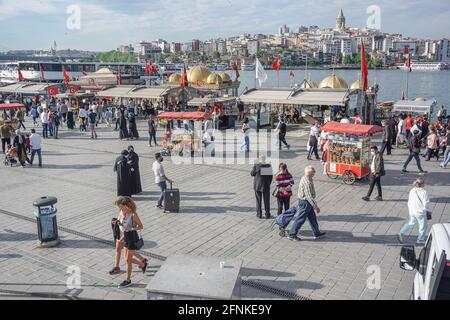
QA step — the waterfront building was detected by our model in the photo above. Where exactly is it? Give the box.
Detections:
[336,9,346,31]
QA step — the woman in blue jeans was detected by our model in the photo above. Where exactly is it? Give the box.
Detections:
[440,152,450,168]
[398,178,431,245]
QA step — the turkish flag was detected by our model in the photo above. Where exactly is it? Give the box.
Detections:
[63,67,71,86]
[232,62,240,80]
[70,86,79,94]
[17,66,25,81]
[361,43,369,91]
[180,64,188,87]
[47,87,59,96]
[272,57,281,71]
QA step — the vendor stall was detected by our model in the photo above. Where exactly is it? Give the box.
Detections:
[321,121,383,185]
[188,96,237,129]
[0,103,26,129]
[156,112,211,157]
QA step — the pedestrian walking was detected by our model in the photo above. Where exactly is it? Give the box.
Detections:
[119,111,129,140]
[398,178,432,245]
[29,129,42,167]
[13,129,30,168]
[79,106,88,132]
[16,108,26,130]
[148,115,158,147]
[240,117,250,152]
[152,152,173,209]
[307,121,321,160]
[388,115,398,148]
[276,119,290,150]
[104,108,112,127]
[362,146,385,202]
[251,155,273,219]
[380,120,392,155]
[128,113,139,140]
[127,146,142,196]
[396,115,407,147]
[40,108,49,138]
[275,163,294,216]
[114,108,121,131]
[437,105,447,122]
[30,106,39,127]
[424,125,439,161]
[88,109,98,139]
[402,129,428,174]
[112,196,146,288]
[114,150,132,197]
[52,111,60,139]
[0,122,13,153]
[288,166,326,241]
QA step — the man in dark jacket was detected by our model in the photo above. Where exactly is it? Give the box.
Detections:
[380,120,392,155]
[277,120,290,150]
[402,130,427,174]
[363,146,385,202]
[251,155,273,219]
[114,150,132,197]
[127,146,142,195]
[387,115,398,147]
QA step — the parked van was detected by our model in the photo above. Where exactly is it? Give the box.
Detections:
[400,223,450,300]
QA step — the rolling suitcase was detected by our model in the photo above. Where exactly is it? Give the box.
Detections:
[164,183,180,213]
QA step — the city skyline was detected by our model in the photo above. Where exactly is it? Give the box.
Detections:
[0,0,449,51]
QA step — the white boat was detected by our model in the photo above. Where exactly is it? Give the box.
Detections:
[240,63,255,71]
[0,61,161,83]
[399,62,448,71]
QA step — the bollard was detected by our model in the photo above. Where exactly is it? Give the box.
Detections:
[32,196,60,248]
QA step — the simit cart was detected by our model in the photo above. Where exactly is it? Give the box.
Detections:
[321,121,383,185]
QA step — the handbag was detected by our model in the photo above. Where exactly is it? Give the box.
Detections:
[132,214,144,250]
[415,190,432,221]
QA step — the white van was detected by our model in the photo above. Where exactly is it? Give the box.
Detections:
[400,223,450,300]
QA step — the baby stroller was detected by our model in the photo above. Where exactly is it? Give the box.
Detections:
[4,146,18,167]
[270,207,298,237]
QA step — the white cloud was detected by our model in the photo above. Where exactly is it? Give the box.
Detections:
[0,0,60,18]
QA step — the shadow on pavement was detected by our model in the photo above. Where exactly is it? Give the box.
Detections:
[0,230,37,242]
[181,206,256,214]
[319,214,404,223]
[241,267,295,278]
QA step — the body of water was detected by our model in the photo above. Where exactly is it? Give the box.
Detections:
[227,69,450,112]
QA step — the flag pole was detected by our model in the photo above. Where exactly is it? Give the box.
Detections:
[277,70,280,88]
[406,68,409,100]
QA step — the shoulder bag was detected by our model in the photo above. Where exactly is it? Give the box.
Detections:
[132,214,144,250]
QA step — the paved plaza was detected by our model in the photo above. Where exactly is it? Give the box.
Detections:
[0,120,449,300]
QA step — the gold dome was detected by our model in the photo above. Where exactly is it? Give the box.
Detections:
[319,75,349,89]
[350,80,361,89]
[206,73,223,85]
[218,72,231,83]
[187,65,211,83]
[299,79,318,89]
[168,73,182,84]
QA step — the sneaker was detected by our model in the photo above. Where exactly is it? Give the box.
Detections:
[314,232,327,239]
[118,280,132,288]
[397,234,404,244]
[375,196,383,201]
[156,205,163,209]
[419,171,428,175]
[362,196,370,202]
[141,259,148,274]
[288,235,302,241]
[109,267,121,275]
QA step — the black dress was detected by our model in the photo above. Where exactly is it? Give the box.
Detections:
[127,151,142,195]
[128,116,139,140]
[119,116,129,140]
[113,155,132,197]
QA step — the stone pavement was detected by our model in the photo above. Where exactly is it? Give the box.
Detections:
[0,120,449,300]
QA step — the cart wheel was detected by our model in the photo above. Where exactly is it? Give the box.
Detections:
[327,172,339,180]
[343,171,356,185]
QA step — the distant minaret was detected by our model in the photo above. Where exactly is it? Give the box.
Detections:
[336,9,346,31]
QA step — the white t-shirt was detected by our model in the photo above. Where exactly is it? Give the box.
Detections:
[79,108,87,118]
[40,112,49,124]
[242,123,250,137]
[340,118,350,124]
[398,120,406,135]
[67,100,72,112]
[152,160,166,184]
[371,156,376,174]
[408,187,430,215]
[30,133,42,150]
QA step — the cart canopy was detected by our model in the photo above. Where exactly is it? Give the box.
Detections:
[321,121,383,136]
[393,100,436,115]
[0,103,26,110]
[157,112,211,121]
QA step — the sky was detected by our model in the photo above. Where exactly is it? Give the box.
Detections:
[0,0,449,52]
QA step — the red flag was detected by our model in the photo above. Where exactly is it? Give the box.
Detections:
[405,55,412,73]
[145,63,151,76]
[272,57,281,71]
[232,62,240,80]
[63,67,71,86]
[150,63,158,75]
[289,71,295,77]
[17,65,25,81]
[361,43,369,91]
[180,64,188,87]
[69,86,79,94]
[39,63,45,81]
[47,87,59,96]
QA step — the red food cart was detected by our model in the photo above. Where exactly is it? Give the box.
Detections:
[0,103,26,129]
[321,121,383,185]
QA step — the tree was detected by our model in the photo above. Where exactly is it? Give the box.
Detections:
[343,55,354,65]
[212,51,221,60]
[98,50,137,63]
[156,53,166,64]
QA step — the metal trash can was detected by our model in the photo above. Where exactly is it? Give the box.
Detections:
[33,196,60,248]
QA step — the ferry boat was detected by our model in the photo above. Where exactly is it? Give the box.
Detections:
[398,62,449,71]
[0,61,161,84]
[240,63,255,71]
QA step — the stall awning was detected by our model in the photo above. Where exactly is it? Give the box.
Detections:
[187,97,236,106]
[321,121,383,136]
[0,103,26,110]
[0,82,49,95]
[96,86,136,98]
[290,91,349,106]
[240,89,293,105]
[0,83,24,93]
[393,100,436,114]
[127,87,170,99]
[157,112,211,121]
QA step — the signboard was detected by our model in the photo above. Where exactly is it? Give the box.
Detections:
[329,163,337,173]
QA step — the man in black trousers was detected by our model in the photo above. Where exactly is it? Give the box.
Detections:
[251,155,273,219]
[380,120,392,155]
[363,146,385,202]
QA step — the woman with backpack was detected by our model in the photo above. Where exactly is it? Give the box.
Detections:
[274,163,294,216]
[111,196,147,288]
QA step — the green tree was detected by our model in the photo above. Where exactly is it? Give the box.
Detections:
[156,53,166,63]
[98,50,137,63]
[343,55,354,65]
[212,51,221,59]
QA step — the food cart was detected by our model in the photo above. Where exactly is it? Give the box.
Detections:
[0,103,26,129]
[321,121,383,185]
[156,112,211,157]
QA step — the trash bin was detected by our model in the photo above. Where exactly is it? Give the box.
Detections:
[33,196,60,248]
